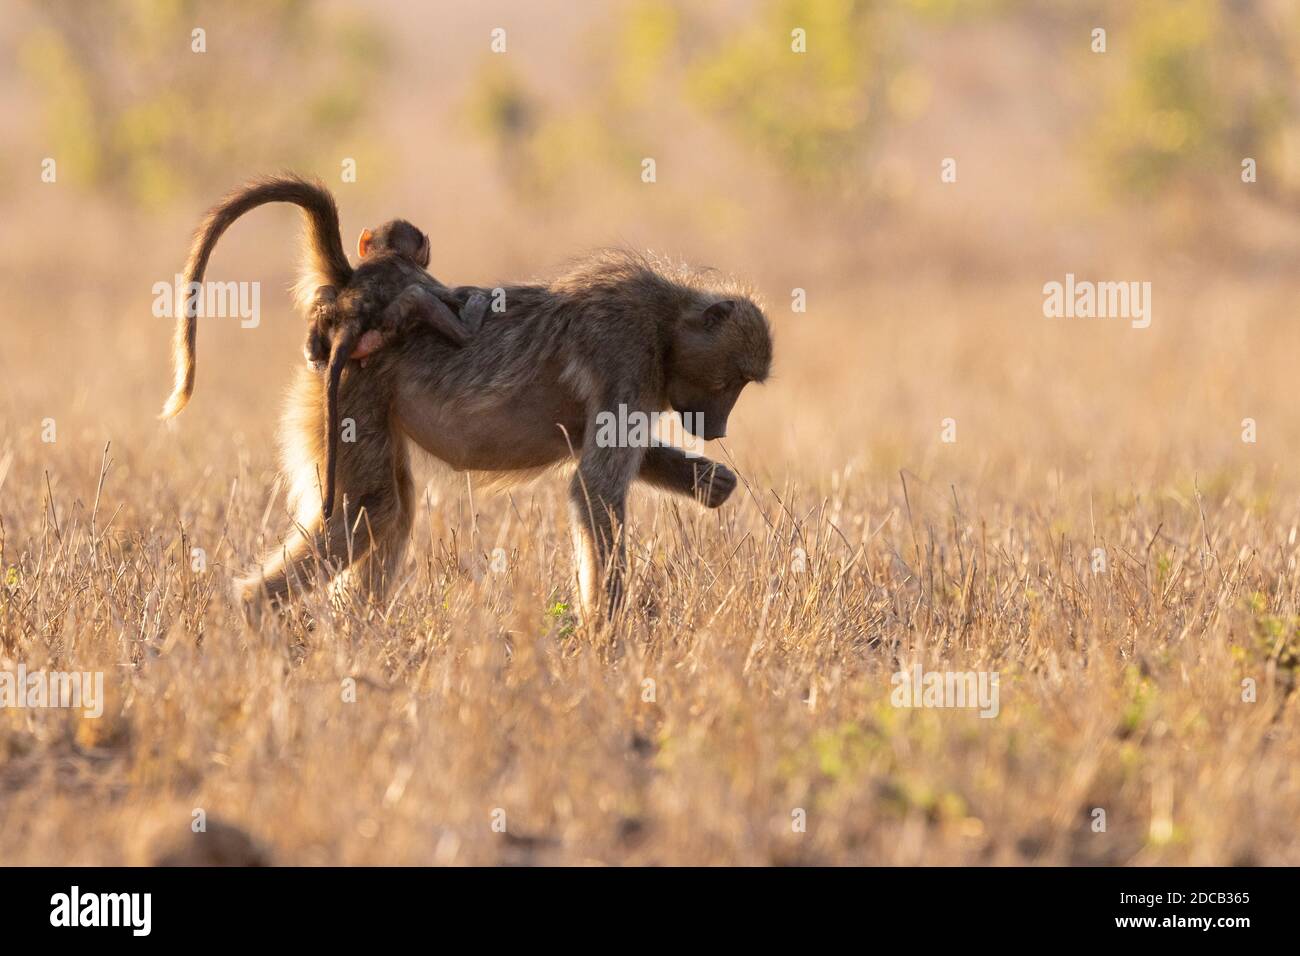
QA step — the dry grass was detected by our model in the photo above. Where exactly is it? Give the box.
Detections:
[3,266,1300,866]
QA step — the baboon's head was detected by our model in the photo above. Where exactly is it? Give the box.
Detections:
[358,219,430,268]
[667,297,772,440]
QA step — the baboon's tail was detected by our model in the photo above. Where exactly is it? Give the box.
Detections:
[161,174,354,419]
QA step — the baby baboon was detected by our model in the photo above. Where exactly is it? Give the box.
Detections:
[239,250,773,619]
[302,218,482,518]
[303,218,481,372]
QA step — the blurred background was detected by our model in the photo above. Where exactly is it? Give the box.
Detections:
[2,0,1299,492]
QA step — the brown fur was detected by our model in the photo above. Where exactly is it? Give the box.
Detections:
[234,363,414,605]
[241,249,773,617]
[305,219,478,519]
[161,177,478,524]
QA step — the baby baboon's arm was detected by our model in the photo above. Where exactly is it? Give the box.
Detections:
[639,445,737,508]
[383,284,471,347]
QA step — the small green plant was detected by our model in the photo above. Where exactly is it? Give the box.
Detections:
[1245,593,1300,679]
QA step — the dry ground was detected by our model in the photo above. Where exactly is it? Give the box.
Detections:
[2,263,1299,865]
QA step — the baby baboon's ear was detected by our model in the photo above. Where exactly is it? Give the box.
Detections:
[357,228,374,259]
[702,300,736,323]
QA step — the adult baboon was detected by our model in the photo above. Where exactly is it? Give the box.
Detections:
[236,250,773,618]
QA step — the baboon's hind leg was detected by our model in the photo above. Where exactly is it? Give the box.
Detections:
[235,492,397,606]
[329,437,414,605]
[237,363,413,608]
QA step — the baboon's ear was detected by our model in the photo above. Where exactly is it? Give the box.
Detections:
[702,300,736,323]
[357,228,374,259]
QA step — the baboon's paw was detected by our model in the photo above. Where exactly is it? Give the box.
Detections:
[697,463,737,508]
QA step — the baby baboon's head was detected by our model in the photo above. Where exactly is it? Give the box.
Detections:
[667,297,772,440]
[357,219,430,268]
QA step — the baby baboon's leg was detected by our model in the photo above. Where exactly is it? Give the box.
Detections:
[305,285,339,371]
[237,363,413,607]
[322,359,414,603]
[569,426,645,618]
[638,445,737,508]
[384,285,471,347]
[331,426,414,603]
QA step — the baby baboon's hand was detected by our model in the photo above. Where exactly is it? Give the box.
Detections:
[694,461,737,508]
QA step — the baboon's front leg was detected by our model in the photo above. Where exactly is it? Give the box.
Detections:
[569,436,645,619]
[638,444,737,508]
